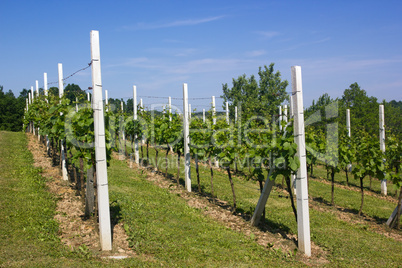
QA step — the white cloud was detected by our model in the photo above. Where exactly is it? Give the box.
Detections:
[167,58,256,74]
[106,55,257,76]
[119,16,225,31]
[144,47,199,57]
[174,48,198,57]
[278,37,331,52]
[254,31,280,39]
[289,56,402,75]
[105,57,149,68]
[245,50,267,57]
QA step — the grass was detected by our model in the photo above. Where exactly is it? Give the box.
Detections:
[309,163,400,198]
[108,157,301,267]
[308,179,395,222]
[1,131,401,267]
[0,131,146,267]
[0,131,300,267]
[123,143,402,267]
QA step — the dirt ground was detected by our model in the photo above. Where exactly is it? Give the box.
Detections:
[121,154,330,266]
[27,134,134,259]
[27,133,401,265]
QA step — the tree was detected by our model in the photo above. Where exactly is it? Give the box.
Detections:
[340,83,378,136]
[106,98,123,113]
[221,63,288,121]
[48,87,59,97]
[64,84,86,103]
[384,100,402,139]
[18,88,30,100]
[126,98,134,116]
[0,86,24,131]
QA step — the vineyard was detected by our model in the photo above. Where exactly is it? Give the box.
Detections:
[2,30,402,266]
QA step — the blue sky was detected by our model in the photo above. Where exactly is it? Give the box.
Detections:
[1,0,401,111]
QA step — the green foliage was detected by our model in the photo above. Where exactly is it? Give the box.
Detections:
[131,135,402,267]
[305,127,325,175]
[0,85,26,131]
[221,63,288,121]
[339,83,379,136]
[384,100,402,140]
[24,93,115,172]
[386,132,402,189]
[352,131,386,181]
[338,130,355,171]
[65,100,95,171]
[64,83,86,104]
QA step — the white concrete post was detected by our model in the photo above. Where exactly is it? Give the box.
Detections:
[31,86,34,101]
[284,103,295,193]
[212,96,218,167]
[235,106,238,123]
[346,109,352,172]
[25,99,28,131]
[379,105,387,196]
[183,83,191,192]
[283,105,288,123]
[36,80,40,139]
[90,30,112,251]
[58,63,64,96]
[44,72,50,151]
[189,103,192,120]
[289,95,294,118]
[140,98,145,144]
[28,92,31,133]
[291,65,311,256]
[58,63,68,181]
[35,80,39,97]
[250,158,276,226]
[346,109,351,138]
[203,109,205,123]
[168,96,172,121]
[226,101,229,124]
[386,200,402,226]
[212,96,216,125]
[30,86,35,134]
[105,90,108,111]
[290,100,297,192]
[87,92,90,102]
[279,106,282,131]
[133,85,139,164]
[121,101,125,143]
[44,73,48,96]
[28,91,32,133]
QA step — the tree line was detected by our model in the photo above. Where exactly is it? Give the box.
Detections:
[0,83,138,131]
[2,63,401,136]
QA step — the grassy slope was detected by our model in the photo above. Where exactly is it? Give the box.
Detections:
[1,131,400,267]
[132,144,402,267]
[108,157,300,267]
[0,131,299,267]
[0,132,143,267]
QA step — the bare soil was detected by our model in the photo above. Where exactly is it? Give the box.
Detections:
[120,154,329,266]
[310,176,398,203]
[29,134,400,265]
[27,134,134,259]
